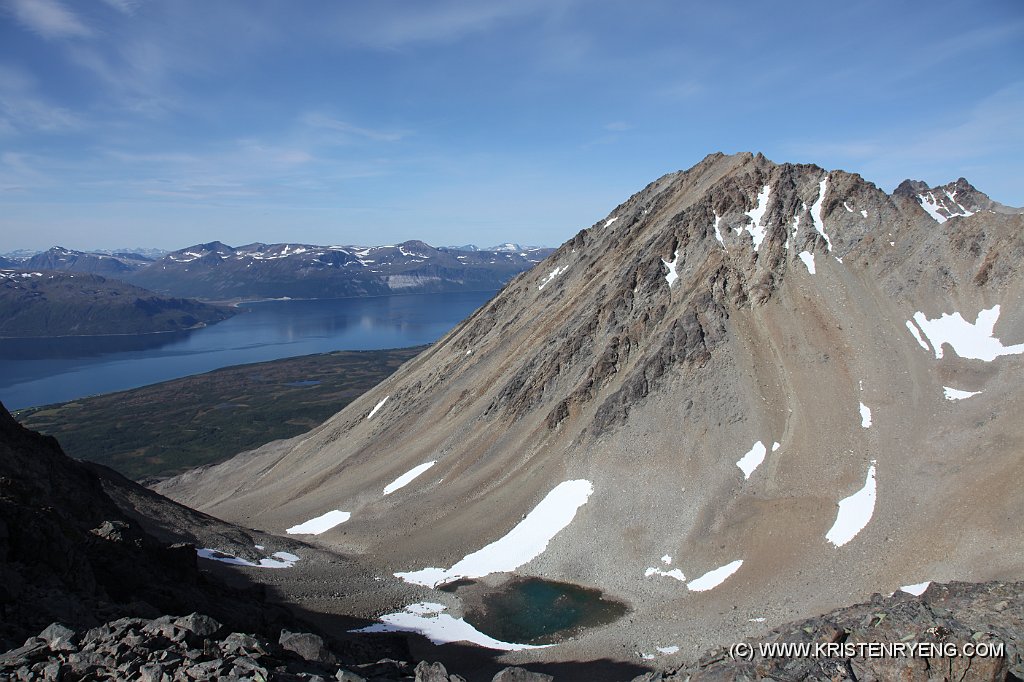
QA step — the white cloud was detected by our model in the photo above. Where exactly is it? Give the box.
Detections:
[8,0,91,39]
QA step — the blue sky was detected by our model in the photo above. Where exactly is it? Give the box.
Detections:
[1,0,1021,251]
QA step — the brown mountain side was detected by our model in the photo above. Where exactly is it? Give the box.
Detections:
[155,152,1024,667]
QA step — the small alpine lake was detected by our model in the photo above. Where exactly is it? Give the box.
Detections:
[442,576,630,645]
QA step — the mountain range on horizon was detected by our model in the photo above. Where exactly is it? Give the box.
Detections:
[1,241,556,302]
[150,150,1024,669]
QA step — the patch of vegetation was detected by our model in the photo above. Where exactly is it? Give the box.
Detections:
[15,346,424,481]
[0,271,235,337]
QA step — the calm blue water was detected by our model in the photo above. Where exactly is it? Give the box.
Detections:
[0,291,493,410]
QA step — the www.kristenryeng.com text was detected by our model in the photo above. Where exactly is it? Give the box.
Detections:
[728,640,1005,661]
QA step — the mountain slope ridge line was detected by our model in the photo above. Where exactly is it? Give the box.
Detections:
[155,151,1024,665]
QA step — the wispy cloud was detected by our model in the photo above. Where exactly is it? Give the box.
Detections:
[337,0,565,49]
[658,79,704,100]
[0,95,83,133]
[300,113,409,143]
[604,121,632,132]
[7,0,91,39]
[784,81,1024,196]
[98,0,140,14]
[0,63,83,133]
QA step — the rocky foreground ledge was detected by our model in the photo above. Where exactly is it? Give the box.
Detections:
[0,611,549,682]
[1,580,1020,681]
[645,580,1023,682]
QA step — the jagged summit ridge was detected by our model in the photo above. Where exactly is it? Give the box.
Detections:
[894,175,1023,223]
[156,152,1024,664]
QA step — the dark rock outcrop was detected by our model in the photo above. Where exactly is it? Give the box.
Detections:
[649,581,1023,682]
[0,614,402,681]
[0,401,313,654]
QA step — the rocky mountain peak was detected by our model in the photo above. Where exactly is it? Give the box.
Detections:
[893,176,1022,224]
[156,152,1024,667]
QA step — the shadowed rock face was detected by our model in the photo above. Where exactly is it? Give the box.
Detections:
[155,152,1024,664]
[0,401,303,652]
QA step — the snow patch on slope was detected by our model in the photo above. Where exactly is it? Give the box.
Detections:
[736,441,767,479]
[859,402,872,428]
[810,178,834,251]
[744,185,772,251]
[798,251,816,274]
[943,387,981,401]
[906,320,930,350]
[367,396,389,420]
[383,461,437,495]
[918,193,947,223]
[353,603,549,651]
[912,305,1024,361]
[900,581,931,596]
[197,548,300,568]
[287,510,351,535]
[395,480,593,587]
[687,560,744,592]
[538,265,568,291]
[662,251,679,287]
[825,461,877,547]
[645,567,686,582]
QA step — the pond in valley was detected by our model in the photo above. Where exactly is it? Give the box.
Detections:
[443,577,629,645]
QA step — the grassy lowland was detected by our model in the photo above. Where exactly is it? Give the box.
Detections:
[15,346,424,481]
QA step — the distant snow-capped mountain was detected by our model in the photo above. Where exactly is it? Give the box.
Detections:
[125,240,555,300]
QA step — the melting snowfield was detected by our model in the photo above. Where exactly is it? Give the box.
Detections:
[353,602,550,651]
[944,386,982,401]
[646,558,744,592]
[859,402,872,428]
[736,441,767,479]
[538,265,568,291]
[810,177,834,251]
[286,509,351,535]
[197,549,300,568]
[645,567,687,582]
[825,461,877,547]
[686,560,744,592]
[395,480,594,587]
[912,305,1024,361]
[900,581,932,596]
[744,185,772,251]
[383,461,436,495]
[662,250,680,287]
[798,251,816,274]
[366,396,389,420]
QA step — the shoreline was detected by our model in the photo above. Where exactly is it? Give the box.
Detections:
[205,287,501,308]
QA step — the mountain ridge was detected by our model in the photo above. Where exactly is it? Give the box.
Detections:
[154,151,1024,665]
